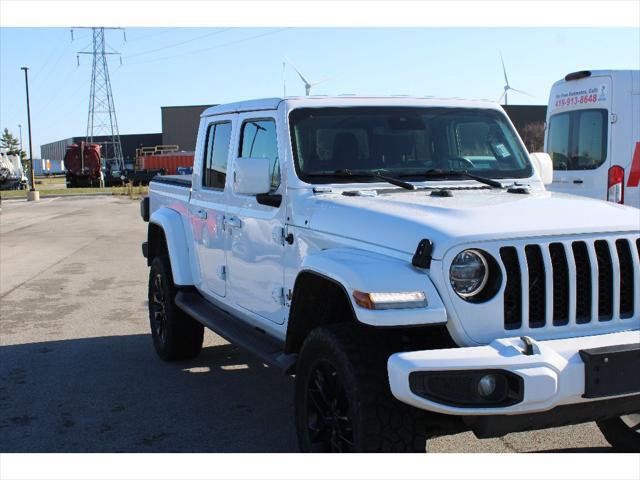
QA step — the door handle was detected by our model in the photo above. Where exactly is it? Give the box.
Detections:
[224,216,242,229]
[196,209,207,219]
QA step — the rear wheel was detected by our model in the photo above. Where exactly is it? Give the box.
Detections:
[148,255,204,361]
[295,324,428,453]
[597,413,640,452]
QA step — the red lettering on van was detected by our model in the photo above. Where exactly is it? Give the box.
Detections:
[628,142,640,187]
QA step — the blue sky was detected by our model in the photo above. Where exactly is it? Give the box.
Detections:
[1,27,638,157]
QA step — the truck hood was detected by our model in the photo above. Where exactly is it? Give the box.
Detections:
[307,187,640,258]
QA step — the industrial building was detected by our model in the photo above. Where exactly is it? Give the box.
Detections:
[40,133,162,169]
[161,104,215,151]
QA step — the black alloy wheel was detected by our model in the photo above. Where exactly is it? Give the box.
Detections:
[147,255,203,361]
[304,359,355,452]
[150,272,168,347]
[295,325,429,453]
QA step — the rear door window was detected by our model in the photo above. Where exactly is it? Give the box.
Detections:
[203,121,232,189]
[547,109,607,170]
[575,110,606,169]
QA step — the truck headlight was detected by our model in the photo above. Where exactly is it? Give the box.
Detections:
[449,249,490,299]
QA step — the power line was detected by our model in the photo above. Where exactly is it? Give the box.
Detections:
[124,28,291,67]
[29,30,68,85]
[37,63,84,112]
[32,41,92,109]
[125,27,234,60]
[31,30,93,86]
[125,28,172,43]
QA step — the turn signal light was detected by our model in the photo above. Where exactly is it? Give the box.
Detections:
[352,290,427,310]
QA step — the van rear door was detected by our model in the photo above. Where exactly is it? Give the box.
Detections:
[545,74,612,200]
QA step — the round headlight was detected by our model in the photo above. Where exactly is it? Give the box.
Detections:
[450,249,489,298]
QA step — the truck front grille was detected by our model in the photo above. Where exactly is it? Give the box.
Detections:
[500,236,639,331]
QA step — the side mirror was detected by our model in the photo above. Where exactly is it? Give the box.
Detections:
[530,152,553,185]
[233,157,271,195]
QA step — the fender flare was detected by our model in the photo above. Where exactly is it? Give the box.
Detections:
[297,248,447,327]
[148,207,194,286]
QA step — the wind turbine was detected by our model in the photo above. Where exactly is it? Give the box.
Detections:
[498,52,533,105]
[284,56,329,96]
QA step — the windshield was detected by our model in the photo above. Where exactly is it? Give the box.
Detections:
[289,107,532,183]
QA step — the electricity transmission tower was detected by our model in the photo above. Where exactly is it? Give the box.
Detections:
[74,27,125,173]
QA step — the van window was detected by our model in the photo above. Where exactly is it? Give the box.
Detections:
[547,109,607,170]
[203,121,232,189]
[239,119,280,190]
[547,114,571,170]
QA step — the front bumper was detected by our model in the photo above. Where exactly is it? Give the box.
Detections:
[388,329,640,416]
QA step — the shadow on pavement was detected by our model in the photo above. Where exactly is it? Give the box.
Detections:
[538,447,615,453]
[0,335,297,452]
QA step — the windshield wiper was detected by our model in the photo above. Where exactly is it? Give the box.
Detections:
[401,169,504,189]
[304,169,417,191]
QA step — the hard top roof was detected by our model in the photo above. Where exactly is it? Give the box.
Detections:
[200,96,504,117]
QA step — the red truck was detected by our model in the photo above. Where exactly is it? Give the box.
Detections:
[137,152,194,175]
[127,148,194,185]
[64,143,102,188]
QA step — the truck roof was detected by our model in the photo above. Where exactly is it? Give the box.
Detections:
[201,96,505,118]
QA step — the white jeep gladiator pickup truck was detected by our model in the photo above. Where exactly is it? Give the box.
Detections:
[141,96,640,452]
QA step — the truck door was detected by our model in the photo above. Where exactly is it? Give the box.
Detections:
[189,114,236,298]
[225,113,286,325]
[546,75,612,201]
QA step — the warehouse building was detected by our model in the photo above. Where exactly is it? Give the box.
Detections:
[161,104,215,151]
[40,133,162,169]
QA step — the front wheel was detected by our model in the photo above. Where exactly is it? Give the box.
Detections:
[597,413,640,452]
[148,255,204,361]
[294,324,428,453]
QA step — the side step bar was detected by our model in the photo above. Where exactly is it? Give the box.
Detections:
[175,289,297,373]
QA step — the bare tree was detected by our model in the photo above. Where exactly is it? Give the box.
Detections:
[520,122,545,152]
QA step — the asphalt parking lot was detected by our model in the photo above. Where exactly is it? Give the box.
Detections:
[0,195,612,452]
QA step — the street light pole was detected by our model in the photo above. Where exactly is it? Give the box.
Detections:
[18,124,23,153]
[21,67,37,197]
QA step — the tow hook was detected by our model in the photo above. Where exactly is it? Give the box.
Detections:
[520,336,536,356]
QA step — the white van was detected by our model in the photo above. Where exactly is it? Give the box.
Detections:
[544,70,640,208]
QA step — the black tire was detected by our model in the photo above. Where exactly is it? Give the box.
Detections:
[597,413,640,452]
[148,255,204,361]
[295,324,428,453]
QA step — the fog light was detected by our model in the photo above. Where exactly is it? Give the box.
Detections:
[477,374,498,398]
[408,369,524,408]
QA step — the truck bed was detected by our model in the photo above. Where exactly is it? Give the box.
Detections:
[148,175,192,215]
[151,174,192,188]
